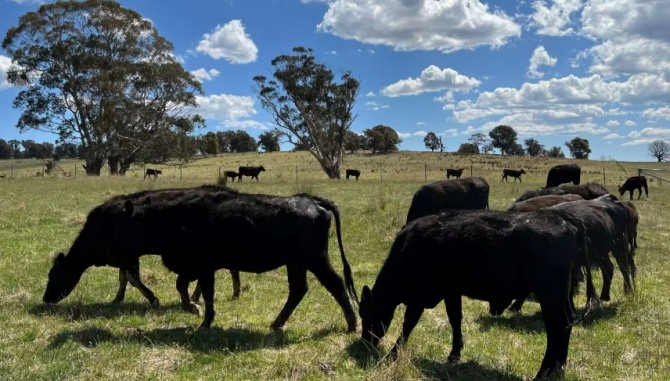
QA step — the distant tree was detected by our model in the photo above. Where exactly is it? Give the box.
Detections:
[524,138,545,157]
[481,143,494,155]
[21,140,52,159]
[54,141,79,159]
[253,47,359,179]
[0,139,13,159]
[229,130,258,152]
[457,143,479,155]
[546,146,566,158]
[344,131,362,154]
[565,137,591,159]
[424,132,441,152]
[468,133,489,152]
[488,125,518,155]
[8,139,21,158]
[508,143,525,156]
[363,125,401,154]
[258,131,281,152]
[201,132,220,156]
[648,140,670,162]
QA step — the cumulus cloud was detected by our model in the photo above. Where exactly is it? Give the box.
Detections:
[622,127,670,146]
[531,0,583,36]
[190,68,221,82]
[0,55,13,90]
[643,106,670,120]
[316,0,521,53]
[196,20,258,64]
[603,133,623,139]
[606,120,620,127]
[381,65,480,97]
[365,101,389,111]
[195,94,259,128]
[528,46,557,79]
[624,120,637,127]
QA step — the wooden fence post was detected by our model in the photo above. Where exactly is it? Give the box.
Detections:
[424,163,427,182]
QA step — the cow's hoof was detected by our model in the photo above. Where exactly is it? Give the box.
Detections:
[447,353,461,364]
[184,303,202,316]
[150,298,160,308]
[270,323,285,332]
[111,298,123,304]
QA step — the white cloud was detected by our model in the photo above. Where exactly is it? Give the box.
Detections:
[196,20,258,64]
[531,0,583,36]
[195,94,257,123]
[627,127,670,139]
[528,46,557,79]
[0,55,13,90]
[381,65,480,97]
[365,91,376,97]
[623,120,637,127]
[603,133,623,140]
[365,101,389,111]
[190,68,221,82]
[416,121,426,126]
[643,106,670,120]
[606,120,620,127]
[316,0,521,53]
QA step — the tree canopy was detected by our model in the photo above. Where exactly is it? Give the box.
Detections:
[565,137,591,159]
[524,138,545,157]
[258,131,281,152]
[363,125,401,154]
[2,0,203,175]
[457,143,479,155]
[253,47,359,179]
[488,125,518,155]
[423,132,441,152]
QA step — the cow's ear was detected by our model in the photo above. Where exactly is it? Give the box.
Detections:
[124,200,134,216]
[53,252,65,265]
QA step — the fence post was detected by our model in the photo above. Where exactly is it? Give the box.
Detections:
[424,163,427,182]
[603,168,606,185]
[180,166,183,182]
[471,164,473,177]
[380,163,383,182]
[10,164,13,179]
[74,164,76,179]
[295,165,298,182]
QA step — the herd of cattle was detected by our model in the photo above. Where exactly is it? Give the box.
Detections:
[43,163,649,380]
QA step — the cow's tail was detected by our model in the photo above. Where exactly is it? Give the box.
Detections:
[303,194,360,305]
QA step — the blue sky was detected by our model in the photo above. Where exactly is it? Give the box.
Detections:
[1,0,669,162]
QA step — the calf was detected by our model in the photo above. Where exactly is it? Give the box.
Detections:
[144,168,162,180]
[43,187,358,332]
[223,170,239,182]
[546,164,581,188]
[516,183,609,202]
[238,165,266,182]
[345,169,361,180]
[446,168,465,179]
[405,177,489,224]
[359,210,588,380]
[618,176,648,200]
[502,168,526,182]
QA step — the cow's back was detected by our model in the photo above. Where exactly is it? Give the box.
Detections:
[405,177,489,223]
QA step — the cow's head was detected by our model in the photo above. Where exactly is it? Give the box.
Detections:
[359,285,394,346]
[488,299,512,316]
[259,166,266,172]
[42,252,84,304]
[520,169,526,174]
[617,184,624,195]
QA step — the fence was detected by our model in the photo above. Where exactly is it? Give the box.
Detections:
[638,168,670,186]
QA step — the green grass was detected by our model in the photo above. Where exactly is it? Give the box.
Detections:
[1,152,669,380]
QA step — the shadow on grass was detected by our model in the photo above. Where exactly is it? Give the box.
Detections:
[345,339,385,369]
[415,358,527,381]
[476,302,620,333]
[29,301,188,321]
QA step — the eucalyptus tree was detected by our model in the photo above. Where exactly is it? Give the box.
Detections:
[253,47,359,179]
[2,0,203,175]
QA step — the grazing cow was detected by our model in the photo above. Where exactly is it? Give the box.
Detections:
[618,176,648,200]
[502,168,526,182]
[405,177,489,224]
[516,183,609,202]
[43,187,359,332]
[546,164,581,188]
[508,194,583,212]
[359,210,589,380]
[446,168,465,179]
[223,170,239,182]
[345,169,361,180]
[43,186,242,310]
[238,165,266,182]
[144,168,161,180]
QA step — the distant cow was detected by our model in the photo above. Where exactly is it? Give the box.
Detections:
[618,176,648,200]
[43,186,242,311]
[508,194,583,212]
[43,187,359,332]
[345,169,361,180]
[144,168,161,180]
[501,168,526,182]
[446,168,465,179]
[405,177,490,224]
[238,165,266,181]
[516,183,609,202]
[359,209,589,380]
[223,170,239,182]
[546,164,581,188]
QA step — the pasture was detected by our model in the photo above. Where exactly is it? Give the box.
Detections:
[0,151,669,380]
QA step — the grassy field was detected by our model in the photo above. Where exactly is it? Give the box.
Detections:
[0,152,668,381]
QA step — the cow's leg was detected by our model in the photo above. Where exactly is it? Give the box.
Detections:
[230,270,241,300]
[112,268,128,304]
[583,258,601,310]
[599,252,614,301]
[309,260,357,332]
[509,295,528,313]
[637,188,642,200]
[535,298,572,380]
[612,239,634,294]
[124,266,160,308]
[177,275,201,316]
[270,265,308,331]
[390,305,424,359]
[444,295,464,362]
[198,271,217,329]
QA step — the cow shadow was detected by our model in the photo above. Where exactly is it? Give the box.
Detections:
[344,339,385,369]
[415,358,527,381]
[30,301,189,321]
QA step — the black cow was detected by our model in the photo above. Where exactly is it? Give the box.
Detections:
[345,169,361,180]
[359,210,588,380]
[43,186,242,311]
[238,165,266,182]
[44,187,358,332]
[516,183,609,202]
[546,164,581,188]
[144,168,162,180]
[446,168,465,179]
[618,176,648,200]
[223,170,239,182]
[405,177,489,224]
[502,168,526,182]
[508,194,583,212]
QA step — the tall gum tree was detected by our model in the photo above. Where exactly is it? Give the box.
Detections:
[2,0,203,175]
[254,47,359,179]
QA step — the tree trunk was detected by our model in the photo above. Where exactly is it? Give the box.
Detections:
[108,155,120,175]
[83,157,105,176]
